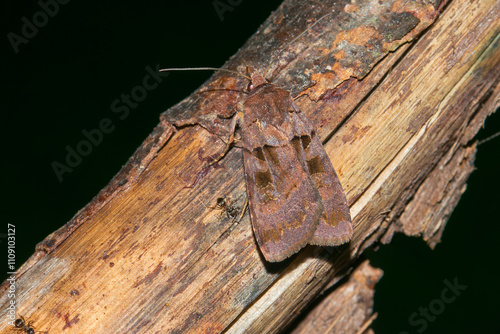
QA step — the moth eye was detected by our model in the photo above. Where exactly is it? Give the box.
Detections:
[263,146,280,165]
[252,148,266,161]
[255,169,273,189]
[307,156,325,175]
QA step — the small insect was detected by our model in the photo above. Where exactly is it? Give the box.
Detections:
[212,196,246,222]
[14,316,35,334]
[13,316,46,334]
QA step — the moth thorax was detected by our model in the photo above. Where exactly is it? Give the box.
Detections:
[250,74,268,89]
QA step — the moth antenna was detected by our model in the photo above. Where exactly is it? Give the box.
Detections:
[477,130,500,146]
[159,67,251,81]
[264,12,333,78]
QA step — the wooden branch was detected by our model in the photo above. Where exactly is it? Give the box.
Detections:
[1,0,499,333]
[288,260,383,334]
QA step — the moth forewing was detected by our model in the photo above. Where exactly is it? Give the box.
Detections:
[242,140,324,262]
[293,111,353,245]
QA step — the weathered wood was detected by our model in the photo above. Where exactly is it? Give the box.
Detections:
[1,0,499,333]
[288,260,383,334]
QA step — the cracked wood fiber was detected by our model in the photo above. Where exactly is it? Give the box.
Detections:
[1,0,500,333]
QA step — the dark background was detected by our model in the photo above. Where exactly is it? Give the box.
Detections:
[1,1,498,333]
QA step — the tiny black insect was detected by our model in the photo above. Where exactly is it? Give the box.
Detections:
[13,316,46,334]
[213,196,240,220]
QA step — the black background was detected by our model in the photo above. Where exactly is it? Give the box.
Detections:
[1,1,498,333]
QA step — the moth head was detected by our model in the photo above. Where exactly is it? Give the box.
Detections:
[249,73,268,90]
[243,66,267,90]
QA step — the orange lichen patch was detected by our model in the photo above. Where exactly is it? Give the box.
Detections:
[334,49,347,60]
[344,4,359,13]
[301,62,354,100]
[333,26,381,48]
[318,46,333,56]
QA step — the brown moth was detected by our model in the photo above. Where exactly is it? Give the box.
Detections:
[231,72,352,262]
[161,17,352,262]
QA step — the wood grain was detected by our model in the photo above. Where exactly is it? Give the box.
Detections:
[1,0,499,333]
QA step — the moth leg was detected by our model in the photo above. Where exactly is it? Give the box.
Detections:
[207,111,242,167]
[207,131,235,167]
[235,195,249,222]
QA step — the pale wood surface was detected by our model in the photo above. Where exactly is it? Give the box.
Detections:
[1,0,499,333]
